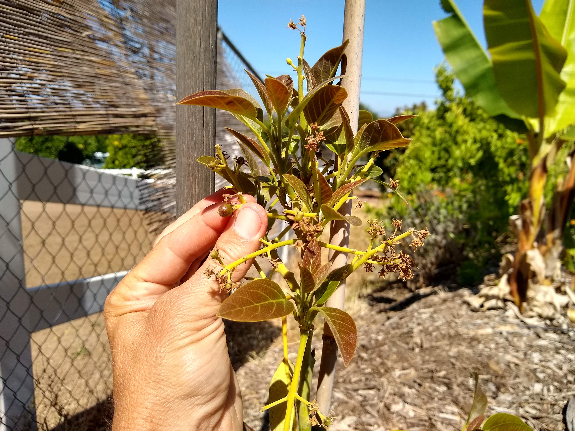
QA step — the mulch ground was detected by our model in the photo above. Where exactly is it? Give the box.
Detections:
[236,287,575,431]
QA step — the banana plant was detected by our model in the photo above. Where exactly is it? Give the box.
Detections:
[434,0,575,305]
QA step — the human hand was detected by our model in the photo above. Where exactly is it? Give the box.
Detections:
[104,189,268,431]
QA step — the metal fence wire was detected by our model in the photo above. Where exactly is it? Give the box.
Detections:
[0,24,266,431]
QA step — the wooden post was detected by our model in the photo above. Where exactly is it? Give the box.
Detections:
[316,0,366,415]
[176,0,218,216]
[0,139,37,431]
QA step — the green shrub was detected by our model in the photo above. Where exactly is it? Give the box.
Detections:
[377,65,531,285]
[103,134,163,169]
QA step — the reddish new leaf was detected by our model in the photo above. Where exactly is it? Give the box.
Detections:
[310,40,349,88]
[339,106,355,154]
[178,89,261,120]
[302,58,315,89]
[354,119,406,153]
[245,69,272,115]
[464,374,488,431]
[314,263,331,290]
[303,86,348,126]
[265,76,292,115]
[299,265,316,293]
[318,307,357,366]
[386,114,417,124]
[302,239,321,273]
[226,128,270,166]
[316,169,333,205]
[327,179,368,207]
[218,279,294,322]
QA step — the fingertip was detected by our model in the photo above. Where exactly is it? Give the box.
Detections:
[232,202,267,240]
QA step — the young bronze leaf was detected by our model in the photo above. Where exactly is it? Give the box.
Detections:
[327,179,368,207]
[386,114,417,124]
[245,69,272,115]
[285,75,342,129]
[310,40,349,88]
[265,76,292,115]
[226,128,271,166]
[283,174,312,211]
[268,360,294,431]
[217,279,294,322]
[314,264,353,306]
[302,239,321,273]
[464,374,488,431]
[303,86,348,126]
[316,169,333,205]
[358,109,374,129]
[314,263,332,291]
[178,89,260,120]
[340,106,355,154]
[299,265,316,293]
[318,307,357,366]
[482,413,533,431]
[368,138,411,152]
[302,58,316,90]
[197,155,221,168]
[345,215,362,226]
[355,119,404,152]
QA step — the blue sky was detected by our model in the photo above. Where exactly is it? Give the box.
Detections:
[218,0,544,117]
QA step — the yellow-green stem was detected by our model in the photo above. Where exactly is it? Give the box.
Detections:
[283,330,309,431]
[220,239,295,274]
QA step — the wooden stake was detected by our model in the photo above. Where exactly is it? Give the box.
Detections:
[316,0,366,416]
[176,0,218,216]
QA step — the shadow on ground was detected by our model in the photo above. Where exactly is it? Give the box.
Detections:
[49,398,112,431]
[225,320,282,370]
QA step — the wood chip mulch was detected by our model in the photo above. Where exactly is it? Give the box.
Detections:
[236,288,575,431]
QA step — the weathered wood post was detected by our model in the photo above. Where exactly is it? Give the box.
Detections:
[176,0,218,216]
[316,0,366,414]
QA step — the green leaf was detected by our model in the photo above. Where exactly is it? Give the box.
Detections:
[433,0,519,118]
[540,0,575,134]
[355,120,410,155]
[197,155,220,168]
[321,205,362,226]
[217,279,294,322]
[364,165,384,179]
[265,76,293,116]
[358,110,374,129]
[246,69,273,116]
[327,179,368,207]
[318,307,357,366]
[464,374,488,431]
[178,89,263,121]
[303,86,348,126]
[484,0,568,119]
[316,169,333,206]
[238,142,260,177]
[482,413,533,431]
[561,124,575,140]
[283,174,312,211]
[268,360,294,431]
[226,128,271,167]
[314,264,353,306]
[309,40,349,88]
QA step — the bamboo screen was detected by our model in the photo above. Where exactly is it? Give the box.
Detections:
[0,0,177,138]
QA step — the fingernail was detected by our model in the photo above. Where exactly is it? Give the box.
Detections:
[234,207,262,240]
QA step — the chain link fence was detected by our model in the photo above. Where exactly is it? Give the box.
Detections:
[0,21,269,430]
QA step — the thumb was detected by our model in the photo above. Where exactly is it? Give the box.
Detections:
[159,202,268,321]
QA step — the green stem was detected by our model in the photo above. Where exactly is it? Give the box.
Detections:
[220,239,295,274]
[352,230,414,271]
[283,330,310,431]
[318,241,365,255]
[268,212,289,221]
